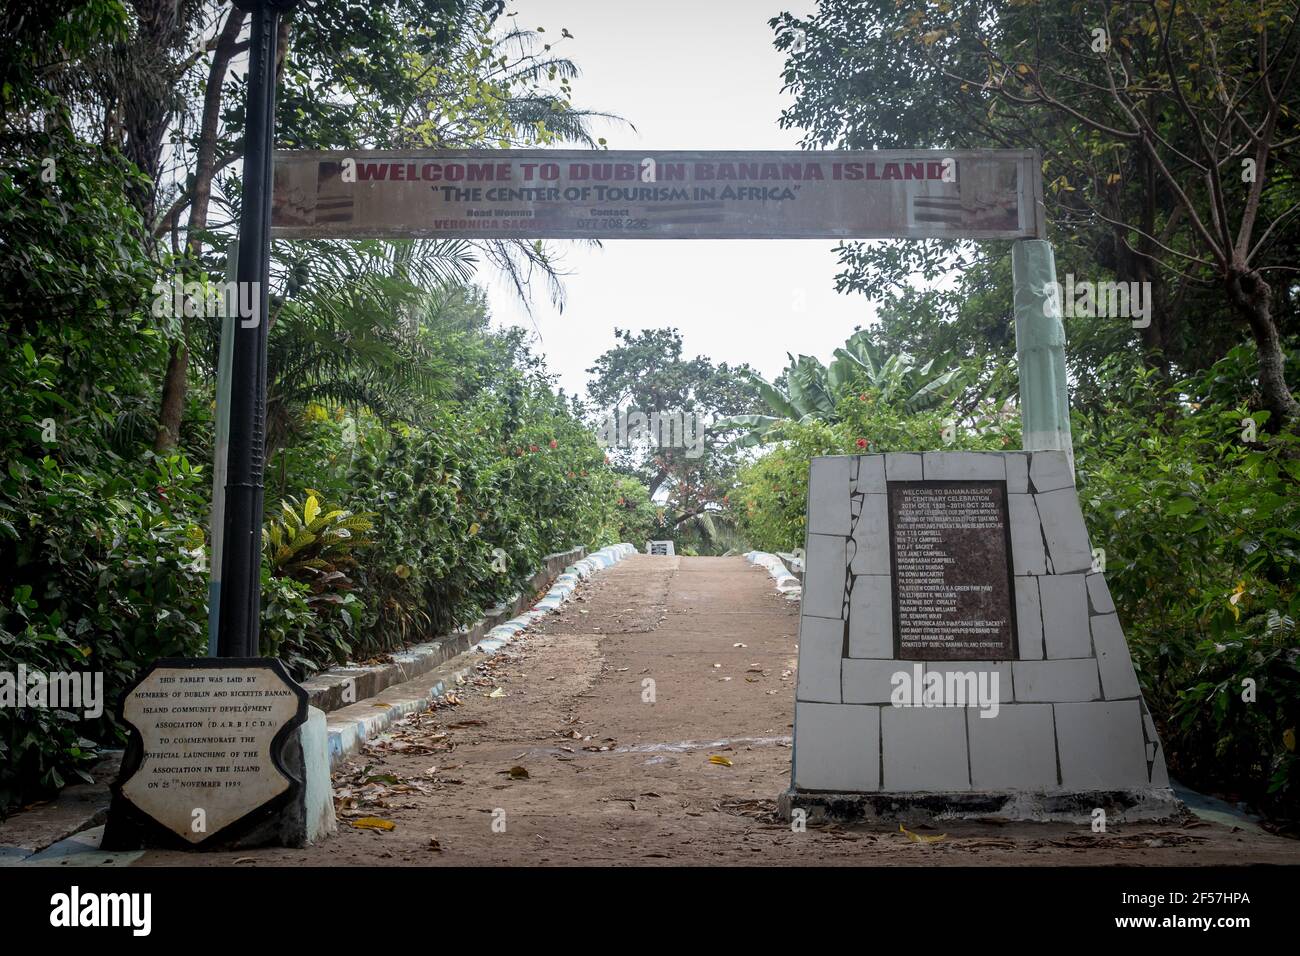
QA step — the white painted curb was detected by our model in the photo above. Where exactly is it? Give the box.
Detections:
[744,550,802,600]
[473,543,635,653]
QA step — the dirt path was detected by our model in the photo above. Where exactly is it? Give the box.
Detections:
[137,555,1299,866]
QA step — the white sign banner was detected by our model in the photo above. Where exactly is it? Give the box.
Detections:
[272,149,1044,241]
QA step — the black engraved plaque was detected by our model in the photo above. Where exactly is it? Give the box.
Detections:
[887,480,1018,660]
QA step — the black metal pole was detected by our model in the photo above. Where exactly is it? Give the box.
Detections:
[218,0,290,657]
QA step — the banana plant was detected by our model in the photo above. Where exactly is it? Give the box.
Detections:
[715,330,965,446]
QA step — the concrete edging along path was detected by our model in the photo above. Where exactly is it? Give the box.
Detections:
[744,551,802,600]
[301,547,587,713]
[323,543,637,766]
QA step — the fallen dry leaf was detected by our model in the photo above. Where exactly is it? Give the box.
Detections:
[900,824,946,844]
[708,755,734,767]
[351,817,397,832]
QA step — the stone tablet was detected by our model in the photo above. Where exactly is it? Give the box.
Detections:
[112,659,307,846]
[887,481,1017,660]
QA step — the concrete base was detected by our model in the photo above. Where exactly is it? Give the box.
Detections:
[792,452,1173,802]
[228,706,336,849]
[779,786,1186,826]
[296,707,338,845]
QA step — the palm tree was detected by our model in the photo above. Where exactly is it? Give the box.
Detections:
[193,237,479,470]
[392,16,629,315]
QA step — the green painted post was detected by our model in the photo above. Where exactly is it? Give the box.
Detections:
[207,240,239,656]
[1011,239,1073,472]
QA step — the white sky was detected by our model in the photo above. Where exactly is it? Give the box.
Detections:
[485,0,876,400]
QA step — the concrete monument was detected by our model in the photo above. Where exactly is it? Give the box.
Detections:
[782,450,1181,823]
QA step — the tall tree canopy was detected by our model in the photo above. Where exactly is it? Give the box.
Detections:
[585,328,761,542]
[772,0,1300,427]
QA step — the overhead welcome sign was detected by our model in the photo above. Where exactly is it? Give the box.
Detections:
[272,149,1044,241]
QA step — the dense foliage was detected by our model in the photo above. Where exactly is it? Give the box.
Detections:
[0,0,628,813]
[731,0,1300,827]
[1076,351,1300,820]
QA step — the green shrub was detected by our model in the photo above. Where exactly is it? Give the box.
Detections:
[1077,352,1300,821]
[733,384,1016,552]
[0,454,210,808]
[0,134,209,810]
[341,383,619,660]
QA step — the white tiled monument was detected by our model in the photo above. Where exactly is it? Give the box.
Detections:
[781,450,1182,823]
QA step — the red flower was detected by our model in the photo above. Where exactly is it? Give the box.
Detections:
[549,439,558,449]
[529,444,539,452]
[858,393,868,401]
[855,438,868,449]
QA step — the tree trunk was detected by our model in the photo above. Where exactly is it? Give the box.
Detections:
[647,467,669,500]
[152,9,246,453]
[122,0,182,221]
[153,340,189,452]
[1227,268,1300,428]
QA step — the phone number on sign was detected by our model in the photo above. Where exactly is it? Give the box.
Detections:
[572,217,650,231]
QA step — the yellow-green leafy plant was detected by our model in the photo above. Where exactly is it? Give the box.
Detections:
[264,491,375,586]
